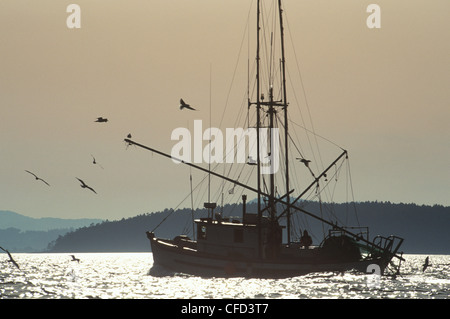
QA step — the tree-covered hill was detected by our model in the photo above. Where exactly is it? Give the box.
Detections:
[0,210,103,252]
[47,201,450,254]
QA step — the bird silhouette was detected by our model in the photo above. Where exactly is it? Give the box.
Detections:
[179,99,196,111]
[0,246,20,270]
[70,255,80,263]
[422,256,431,272]
[91,155,104,169]
[95,117,108,123]
[25,170,50,186]
[76,177,97,194]
[296,158,316,178]
[296,158,311,167]
[125,134,134,147]
[247,156,257,166]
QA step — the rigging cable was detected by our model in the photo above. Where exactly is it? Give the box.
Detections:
[218,1,254,130]
[346,155,361,227]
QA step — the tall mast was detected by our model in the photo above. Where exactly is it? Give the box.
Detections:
[256,0,263,258]
[278,0,291,244]
[268,88,276,221]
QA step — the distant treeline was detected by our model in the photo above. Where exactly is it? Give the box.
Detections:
[0,227,74,253]
[46,201,450,254]
[0,210,103,252]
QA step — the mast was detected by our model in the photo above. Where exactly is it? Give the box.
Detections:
[256,0,263,258]
[268,88,276,221]
[277,0,291,244]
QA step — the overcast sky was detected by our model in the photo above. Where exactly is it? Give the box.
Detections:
[1,0,449,220]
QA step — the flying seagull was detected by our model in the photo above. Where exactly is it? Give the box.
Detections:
[422,256,431,272]
[247,156,257,166]
[296,157,316,178]
[70,255,80,263]
[25,170,50,186]
[296,158,311,168]
[179,99,196,111]
[125,133,133,146]
[95,117,108,123]
[91,155,104,169]
[76,177,97,194]
[0,246,20,270]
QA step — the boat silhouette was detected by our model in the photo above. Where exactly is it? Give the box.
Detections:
[124,0,404,278]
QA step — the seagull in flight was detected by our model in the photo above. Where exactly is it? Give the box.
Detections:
[76,177,97,194]
[422,256,431,272]
[296,158,316,178]
[247,156,257,166]
[25,170,50,186]
[91,155,104,169]
[179,99,196,111]
[95,117,108,123]
[70,255,80,263]
[296,158,311,167]
[125,133,133,147]
[0,246,20,270]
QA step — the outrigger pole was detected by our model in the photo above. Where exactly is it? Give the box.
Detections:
[124,138,404,263]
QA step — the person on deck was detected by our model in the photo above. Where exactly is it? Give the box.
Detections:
[300,230,312,248]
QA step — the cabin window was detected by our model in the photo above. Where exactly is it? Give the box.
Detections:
[198,225,207,240]
[234,229,244,243]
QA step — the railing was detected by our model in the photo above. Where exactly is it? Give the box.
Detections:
[327,226,370,243]
[373,235,404,259]
[324,228,404,261]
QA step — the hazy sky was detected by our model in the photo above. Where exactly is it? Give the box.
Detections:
[1,0,449,220]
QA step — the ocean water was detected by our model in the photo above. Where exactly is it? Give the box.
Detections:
[0,253,449,300]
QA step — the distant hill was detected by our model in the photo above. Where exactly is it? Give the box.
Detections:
[0,227,73,253]
[47,208,204,253]
[47,201,450,254]
[0,210,103,231]
[0,210,103,252]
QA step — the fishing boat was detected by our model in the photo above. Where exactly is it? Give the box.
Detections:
[125,0,404,278]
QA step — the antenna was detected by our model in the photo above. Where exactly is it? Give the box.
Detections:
[204,63,217,219]
[208,63,211,206]
[190,173,195,240]
[187,120,195,240]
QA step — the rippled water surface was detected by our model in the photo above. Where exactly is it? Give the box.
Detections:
[1,253,449,299]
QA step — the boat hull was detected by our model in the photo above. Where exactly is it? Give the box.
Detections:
[148,233,390,278]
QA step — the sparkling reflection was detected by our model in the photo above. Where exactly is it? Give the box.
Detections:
[0,253,449,299]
